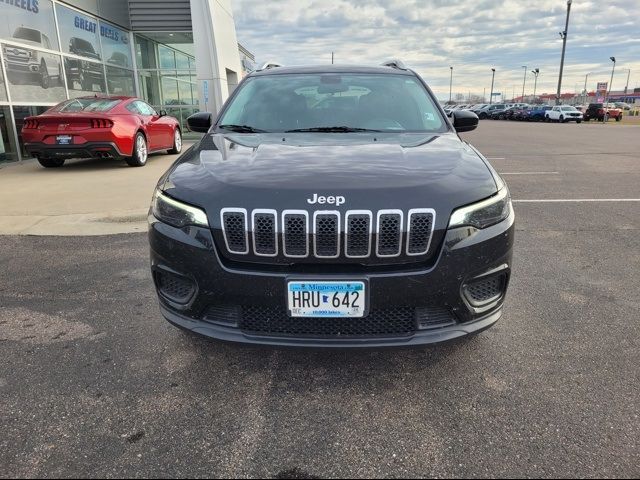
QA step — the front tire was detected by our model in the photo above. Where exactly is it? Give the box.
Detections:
[560,115,564,123]
[168,128,182,154]
[616,114,622,122]
[126,132,148,167]
[38,157,65,168]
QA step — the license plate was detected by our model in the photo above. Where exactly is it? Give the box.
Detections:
[56,135,72,145]
[287,281,366,318]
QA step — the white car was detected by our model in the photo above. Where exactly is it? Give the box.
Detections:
[545,105,583,123]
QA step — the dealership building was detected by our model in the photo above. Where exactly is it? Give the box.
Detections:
[0,0,253,163]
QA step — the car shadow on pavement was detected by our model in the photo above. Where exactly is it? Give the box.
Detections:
[35,153,167,171]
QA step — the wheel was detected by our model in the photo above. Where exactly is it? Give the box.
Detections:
[480,113,488,119]
[40,60,50,89]
[616,114,622,122]
[168,128,182,154]
[126,132,148,167]
[38,157,65,168]
[545,115,549,122]
[576,120,582,124]
[560,115,564,123]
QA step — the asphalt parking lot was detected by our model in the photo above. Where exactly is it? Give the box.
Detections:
[1,121,639,478]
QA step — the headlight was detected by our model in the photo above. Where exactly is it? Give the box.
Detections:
[151,190,209,228]
[449,187,512,229]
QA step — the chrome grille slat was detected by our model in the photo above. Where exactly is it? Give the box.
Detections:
[313,211,340,258]
[221,208,248,254]
[345,211,372,258]
[282,210,309,258]
[407,208,436,256]
[376,210,403,257]
[252,209,277,256]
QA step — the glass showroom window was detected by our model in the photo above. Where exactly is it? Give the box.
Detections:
[0,107,19,164]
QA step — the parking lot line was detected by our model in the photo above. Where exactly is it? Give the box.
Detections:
[501,172,559,175]
[514,198,640,203]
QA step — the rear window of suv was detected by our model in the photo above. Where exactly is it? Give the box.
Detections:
[218,73,446,133]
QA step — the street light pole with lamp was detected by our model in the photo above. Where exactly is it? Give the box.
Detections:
[531,68,540,102]
[556,0,572,105]
[606,56,616,105]
[449,66,453,103]
[521,65,527,101]
[489,68,496,105]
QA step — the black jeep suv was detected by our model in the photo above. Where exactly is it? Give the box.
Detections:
[148,62,515,348]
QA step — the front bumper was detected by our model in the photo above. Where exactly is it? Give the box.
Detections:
[149,210,515,348]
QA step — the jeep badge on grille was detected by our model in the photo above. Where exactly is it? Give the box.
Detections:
[307,194,346,206]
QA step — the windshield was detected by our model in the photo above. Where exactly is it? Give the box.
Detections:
[218,73,446,133]
[73,38,95,53]
[54,98,121,113]
[561,106,576,111]
[13,27,40,43]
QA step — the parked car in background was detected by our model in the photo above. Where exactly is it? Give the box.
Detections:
[22,96,182,168]
[523,105,552,121]
[475,104,507,119]
[545,105,583,123]
[470,104,488,113]
[3,27,62,89]
[614,102,631,111]
[489,106,511,120]
[506,105,529,120]
[583,103,623,122]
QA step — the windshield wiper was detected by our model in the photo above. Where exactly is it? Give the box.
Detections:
[218,124,268,133]
[285,126,381,133]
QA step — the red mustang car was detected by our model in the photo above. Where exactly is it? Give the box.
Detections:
[22,96,183,168]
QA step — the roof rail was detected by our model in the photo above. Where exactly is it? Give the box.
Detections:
[380,59,407,70]
[259,62,283,71]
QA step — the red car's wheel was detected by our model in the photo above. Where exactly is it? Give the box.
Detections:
[126,132,148,167]
[168,129,182,154]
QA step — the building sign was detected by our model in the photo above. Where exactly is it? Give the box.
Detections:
[596,82,608,92]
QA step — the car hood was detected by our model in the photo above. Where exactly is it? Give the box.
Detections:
[161,132,498,226]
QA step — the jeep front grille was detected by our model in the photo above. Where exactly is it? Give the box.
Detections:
[219,208,436,261]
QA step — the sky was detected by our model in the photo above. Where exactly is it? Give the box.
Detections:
[231,0,640,101]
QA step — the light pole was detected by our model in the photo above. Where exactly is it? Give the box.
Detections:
[624,68,631,95]
[489,68,496,105]
[449,66,453,103]
[583,72,591,103]
[606,56,616,104]
[556,0,573,105]
[521,65,527,101]
[531,68,540,102]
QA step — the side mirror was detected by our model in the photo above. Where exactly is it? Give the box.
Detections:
[158,110,167,117]
[187,112,212,133]
[452,110,479,133]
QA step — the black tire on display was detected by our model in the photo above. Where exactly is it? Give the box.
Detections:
[38,157,65,168]
[168,129,182,154]
[577,120,582,124]
[560,115,564,123]
[616,115,622,122]
[125,132,148,167]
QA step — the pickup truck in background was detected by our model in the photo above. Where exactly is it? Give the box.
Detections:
[583,103,623,122]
